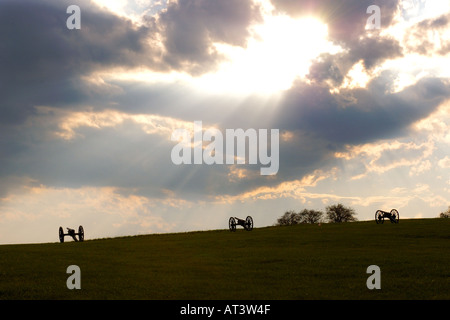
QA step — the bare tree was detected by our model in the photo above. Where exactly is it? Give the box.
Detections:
[298,209,324,224]
[276,209,324,225]
[326,203,357,223]
[276,210,301,226]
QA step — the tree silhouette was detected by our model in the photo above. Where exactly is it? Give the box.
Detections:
[439,206,450,218]
[325,203,357,223]
[299,209,324,224]
[276,209,324,225]
[276,210,301,226]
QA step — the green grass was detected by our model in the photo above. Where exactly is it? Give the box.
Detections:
[0,218,449,299]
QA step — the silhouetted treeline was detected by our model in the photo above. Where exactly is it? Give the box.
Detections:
[276,203,358,225]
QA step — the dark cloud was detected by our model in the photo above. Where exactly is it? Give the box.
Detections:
[0,0,154,74]
[275,76,450,145]
[349,36,403,70]
[0,0,156,124]
[155,0,262,74]
[306,36,403,87]
[307,52,348,86]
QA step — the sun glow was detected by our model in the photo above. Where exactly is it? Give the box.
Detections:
[99,5,338,96]
[195,14,338,95]
[96,4,341,97]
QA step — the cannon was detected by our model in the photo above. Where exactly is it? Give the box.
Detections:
[375,209,399,224]
[229,216,253,232]
[59,226,84,242]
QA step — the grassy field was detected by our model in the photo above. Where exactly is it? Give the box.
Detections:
[0,218,449,300]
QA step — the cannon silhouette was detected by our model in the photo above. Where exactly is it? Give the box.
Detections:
[229,216,253,231]
[59,226,84,242]
[375,209,399,224]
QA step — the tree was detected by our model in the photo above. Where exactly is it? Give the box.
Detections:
[298,209,324,224]
[439,206,450,218]
[276,209,324,225]
[276,210,301,226]
[325,203,357,223]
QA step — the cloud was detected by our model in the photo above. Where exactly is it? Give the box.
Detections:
[214,168,334,203]
[334,133,437,180]
[152,0,263,74]
[37,106,191,141]
[282,0,404,92]
[306,38,403,90]
[270,0,400,46]
[0,0,157,125]
[404,12,450,55]
[348,36,403,70]
[438,156,450,168]
[274,76,450,145]
[0,0,265,125]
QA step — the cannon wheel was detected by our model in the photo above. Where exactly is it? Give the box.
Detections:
[375,210,384,224]
[59,226,64,243]
[78,225,84,241]
[229,217,236,232]
[390,209,399,224]
[245,216,253,231]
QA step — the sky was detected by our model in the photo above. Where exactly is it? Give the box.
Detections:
[0,0,449,244]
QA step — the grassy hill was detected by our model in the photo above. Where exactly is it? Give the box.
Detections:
[0,218,449,299]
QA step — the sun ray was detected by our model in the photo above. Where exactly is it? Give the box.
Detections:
[195,14,340,95]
